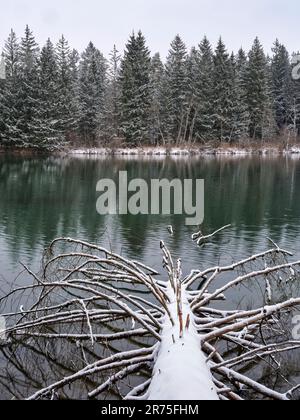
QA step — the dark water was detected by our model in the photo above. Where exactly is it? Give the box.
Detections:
[0,154,300,398]
[1,154,300,284]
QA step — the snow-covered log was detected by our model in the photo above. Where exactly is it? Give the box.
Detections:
[147,283,218,400]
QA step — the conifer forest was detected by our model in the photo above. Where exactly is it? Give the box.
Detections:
[0,26,299,150]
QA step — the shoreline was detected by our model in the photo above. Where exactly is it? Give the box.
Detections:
[2,144,300,158]
[67,145,300,157]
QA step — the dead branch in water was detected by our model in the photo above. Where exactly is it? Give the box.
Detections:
[192,224,232,246]
[0,228,300,400]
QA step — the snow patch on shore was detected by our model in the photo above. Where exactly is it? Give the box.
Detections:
[68,146,300,158]
[285,146,300,154]
[69,147,190,156]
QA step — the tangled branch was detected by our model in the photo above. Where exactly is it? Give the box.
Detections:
[0,228,299,400]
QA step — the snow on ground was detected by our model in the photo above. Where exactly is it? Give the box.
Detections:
[147,284,219,401]
[285,146,300,154]
[68,146,300,158]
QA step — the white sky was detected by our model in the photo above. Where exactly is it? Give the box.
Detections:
[0,0,299,58]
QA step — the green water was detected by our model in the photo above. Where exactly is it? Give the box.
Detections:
[0,154,300,398]
[1,155,300,280]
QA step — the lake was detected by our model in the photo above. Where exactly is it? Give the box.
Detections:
[0,154,300,398]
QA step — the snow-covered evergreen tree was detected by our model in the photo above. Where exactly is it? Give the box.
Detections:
[164,35,188,143]
[78,42,107,144]
[236,48,247,73]
[193,37,214,142]
[0,54,5,80]
[183,47,200,143]
[291,52,300,135]
[230,48,250,140]
[243,37,275,139]
[271,40,293,131]
[0,29,21,145]
[17,26,40,146]
[263,58,278,140]
[70,49,80,82]
[31,39,63,149]
[55,35,79,139]
[0,57,5,141]
[149,53,165,144]
[212,38,235,142]
[104,45,122,141]
[119,31,151,145]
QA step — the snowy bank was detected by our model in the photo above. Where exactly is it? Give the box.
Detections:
[67,145,300,158]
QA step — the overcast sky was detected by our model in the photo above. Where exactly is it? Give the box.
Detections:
[0,0,299,58]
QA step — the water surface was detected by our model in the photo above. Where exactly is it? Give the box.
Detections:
[0,154,300,398]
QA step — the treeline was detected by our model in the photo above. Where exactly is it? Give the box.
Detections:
[0,26,299,150]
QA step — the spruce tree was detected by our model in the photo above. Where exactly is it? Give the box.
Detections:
[194,36,214,142]
[0,55,5,142]
[0,29,21,145]
[17,25,40,147]
[291,52,300,135]
[70,49,80,82]
[244,38,274,139]
[263,56,278,140]
[0,54,5,80]
[164,35,188,143]
[78,42,107,144]
[212,38,235,142]
[149,53,165,144]
[229,48,250,141]
[104,45,122,141]
[55,35,79,139]
[119,31,151,145]
[236,48,247,73]
[184,47,199,143]
[31,39,63,149]
[271,40,293,130]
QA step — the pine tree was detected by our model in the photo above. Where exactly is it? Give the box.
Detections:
[183,47,199,143]
[0,54,5,80]
[212,38,235,142]
[78,42,107,143]
[291,52,300,135]
[194,37,214,142]
[17,25,40,147]
[230,48,250,140]
[0,55,5,141]
[31,39,63,149]
[271,40,293,131]
[55,35,79,139]
[120,31,151,145]
[70,49,80,81]
[244,37,274,139]
[104,45,122,141]
[0,29,21,145]
[149,53,165,144]
[164,35,188,143]
[263,56,278,140]
[236,48,247,73]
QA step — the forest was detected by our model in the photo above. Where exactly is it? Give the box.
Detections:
[0,26,299,150]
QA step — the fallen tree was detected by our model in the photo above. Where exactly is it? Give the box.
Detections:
[0,227,300,400]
